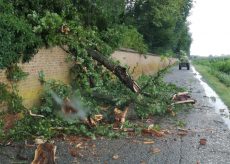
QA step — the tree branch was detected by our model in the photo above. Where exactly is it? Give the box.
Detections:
[87,49,141,93]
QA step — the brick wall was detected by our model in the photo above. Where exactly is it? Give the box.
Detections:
[0,48,176,111]
[0,47,72,109]
[112,50,177,79]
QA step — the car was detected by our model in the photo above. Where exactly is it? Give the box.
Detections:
[179,55,190,70]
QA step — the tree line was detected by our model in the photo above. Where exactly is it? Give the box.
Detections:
[0,0,192,69]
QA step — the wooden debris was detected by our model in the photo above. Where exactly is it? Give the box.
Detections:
[199,138,207,145]
[146,119,154,124]
[123,128,135,132]
[143,141,155,144]
[84,114,103,127]
[141,129,165,137]
[172,99,196,105]
[149,147,161,154]
[161,129,171,135]
[172,92,190,101]
[177,131,188,136]
[35,138,47,145]
[68,147,78,157]
[94,114,103,122]
[177,128,188,132]
[171,92,196,105]
[112,154,119,160]
[32,143,57,164]
[167,107,176,116]
[60,24,70,34]
[68,146,84,158]
[29,110,45,118]
[121,107,129,124]
[50,127,68,131]
[61,98,77,114]
[113,107,129,129]
[87,49,141,93]
[151,129,165,137]
[87,116,97,127]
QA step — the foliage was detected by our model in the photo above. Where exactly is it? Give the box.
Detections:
[134,74,183,118]
[0,0,191,141]
[6,65,28,82]
[7,116,123,141]
[0,6,40,69]
[0,83,25,113]
[193,63,230,109]
[39,80,72,117]
[211,71,230,87]
[89,70,183,119]
[176,120,186,128]
[0,120,4,139]
[38,70,45,84]
[101,25,147,53]
[7,91,25,113]
[193,57,230,87]
[73,0,125,30]
[125,0,193,54]
[0,83,9,102]
[120,26,148,53]
[0,0,193,68]
[27,11,64,46]
[179,51,189,62]
[10,0,75,18]
[8,116,55,141]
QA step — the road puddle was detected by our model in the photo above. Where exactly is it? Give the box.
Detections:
[192,66,230,128]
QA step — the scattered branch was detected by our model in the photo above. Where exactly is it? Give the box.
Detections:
[172,99,196,105]
[29,110,45,118]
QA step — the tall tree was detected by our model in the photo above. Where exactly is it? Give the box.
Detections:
[73,0,125,30]
[125,0,193,55]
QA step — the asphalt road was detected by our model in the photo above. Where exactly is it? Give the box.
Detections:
[1,65,230,164]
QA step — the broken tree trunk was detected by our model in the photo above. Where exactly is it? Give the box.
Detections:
[60,46,141,93]
[87,49,141,93]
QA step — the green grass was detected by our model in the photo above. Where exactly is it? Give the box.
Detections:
[193,64,230,108]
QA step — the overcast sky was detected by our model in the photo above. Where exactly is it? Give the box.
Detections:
[188,0,230,56]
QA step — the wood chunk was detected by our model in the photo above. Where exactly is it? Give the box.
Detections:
[32,143,56,164]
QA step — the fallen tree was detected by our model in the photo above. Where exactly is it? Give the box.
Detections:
[61,46,141,93]
[87,49,141,93]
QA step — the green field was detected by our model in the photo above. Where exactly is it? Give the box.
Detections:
[193,57,230,108]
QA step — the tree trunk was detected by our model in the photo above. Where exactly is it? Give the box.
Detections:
[87,49,141,93]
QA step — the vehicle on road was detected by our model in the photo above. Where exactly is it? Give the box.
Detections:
[179,55,190,70]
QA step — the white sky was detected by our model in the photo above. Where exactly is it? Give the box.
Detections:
[188,0,230,56]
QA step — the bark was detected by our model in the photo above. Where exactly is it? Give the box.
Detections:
[60,46,141,93]
[87,49,141,93]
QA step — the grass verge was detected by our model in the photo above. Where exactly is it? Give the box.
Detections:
[193,64,230,108]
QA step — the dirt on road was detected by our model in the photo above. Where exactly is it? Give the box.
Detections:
[1,65,230,164]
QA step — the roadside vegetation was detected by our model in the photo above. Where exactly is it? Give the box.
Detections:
[193,57,230,108]
[0,0,192,142]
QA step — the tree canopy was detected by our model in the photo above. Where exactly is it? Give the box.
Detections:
[125,0,192,54]
[0,0,194,141]
[0,0,192,69]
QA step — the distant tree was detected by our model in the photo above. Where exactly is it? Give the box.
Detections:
[73,0,125,30]
[125,0,193,55]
